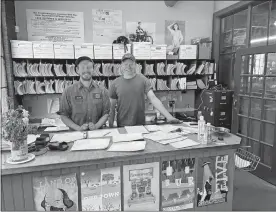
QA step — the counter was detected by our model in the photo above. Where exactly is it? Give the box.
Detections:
[1,126,241,211]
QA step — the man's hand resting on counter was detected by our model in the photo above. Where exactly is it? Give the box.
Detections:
[78,123,89,131]
[89,122,97,131]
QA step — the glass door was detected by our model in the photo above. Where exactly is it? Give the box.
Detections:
[232,44,276,184]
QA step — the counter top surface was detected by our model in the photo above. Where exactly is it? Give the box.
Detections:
[1,125,241,175]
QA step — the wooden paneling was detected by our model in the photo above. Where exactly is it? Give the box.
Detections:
[22,173,35,211]
[11,174,25,210]
[2,175,15,210]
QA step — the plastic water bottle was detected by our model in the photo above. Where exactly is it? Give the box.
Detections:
[198,116,206,142]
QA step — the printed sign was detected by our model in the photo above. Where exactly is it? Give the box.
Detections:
[123,162,160,211]
[81,167,121,211]
[26,9,84,42]
[197,155,229,207]
[161,158,195,211]
[33,173,78,211]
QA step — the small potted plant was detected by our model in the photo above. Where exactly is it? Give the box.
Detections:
[2,105,29,162]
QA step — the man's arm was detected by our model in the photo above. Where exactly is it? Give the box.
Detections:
[109,98,117,128]
[147,90,176,121]
[60,115,83,131]
[94,89,110,129]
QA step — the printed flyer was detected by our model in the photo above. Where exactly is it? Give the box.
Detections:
[123,162,160,211]
[81,167,121,211]
[161,158,195,211]
[33,173,78,211]
[197,155,229,207]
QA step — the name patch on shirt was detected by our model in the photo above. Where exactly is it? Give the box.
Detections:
[93,93,102,99]
[75,96,83,101]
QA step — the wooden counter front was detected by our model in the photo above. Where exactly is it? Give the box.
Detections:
[1,127,241,211]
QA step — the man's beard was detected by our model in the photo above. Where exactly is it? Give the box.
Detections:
[80,73,92,81]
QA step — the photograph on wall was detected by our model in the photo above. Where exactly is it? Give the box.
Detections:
[26,9,84,42]
[81,167,121,211]
[123,162,159,211]
[197,155,229,207]
[33,173,78,211]
[126,22,156,44]
[161,158,195,211]
[165,20,185,55]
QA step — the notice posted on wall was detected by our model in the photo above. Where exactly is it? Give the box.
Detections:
[92,9,123,43]
[81,167,121,211]
[123,162,160,211]
[197,155,229,207]
[161,158,195,211]
[26,9,84,42]
[32,173,78,211]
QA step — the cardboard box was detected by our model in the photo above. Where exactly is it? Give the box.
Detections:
[179,45,197,59]
[33,41,54,59]
[150,45,167,59]
[74,43,94,59]
[113,44,131,59]
[132,42,151,59]
[10,40,33,58]
[94,44,113,59]
[54,43,74,59]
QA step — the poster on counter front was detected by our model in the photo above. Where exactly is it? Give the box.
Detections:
[197,155,229,207]
[33,173,78,211]
[26,9,84,42]
[81,167,121,211]
[123,162,159,211]
[161,158,195,211]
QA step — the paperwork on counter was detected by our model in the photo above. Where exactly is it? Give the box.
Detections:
[87,129,119,138]
[125,126,149,134]
[27,134,41,144]
[235,155,251,168]
[108,141,146,152]
[143,131,182,142]
[50,132,86,143]
[159,136,188,145]
[71,138,110,151]
[44,126,69,132]
[170,139,200,149]
[112,133,143,143]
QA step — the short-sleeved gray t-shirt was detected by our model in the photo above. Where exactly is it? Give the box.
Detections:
[109,74,152,127]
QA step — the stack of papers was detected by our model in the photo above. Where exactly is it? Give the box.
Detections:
[170,139,200,149]
[13,61,28,77]
[125,126,148,134]
[113,133,143,143]
[157,62,166,75]
[53,64,66,76]
[108,141,146,152]
[65,64,78,76]
[175,63,187,75]
[143,131,182,142]
[187,81,198,90]
[166,64,177,75]
[144,64,155,76]
[102,63,114,76]
[50,132,86,143]
[186,62,197,75]
[113,64,123,76]
[148,78,157,91]
[92,63,103,76]
[170,78,186,90]
[157,79,170,90]
[145,125,161,132]
[87,129,115,138]
[136,64,142,74]
[26,63,40,76]
[44,126,69,132]
[195,62,205,75]
[71,138,110,151]
[39,63,54,76]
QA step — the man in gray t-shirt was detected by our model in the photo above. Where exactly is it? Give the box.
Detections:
[109,53,180,127]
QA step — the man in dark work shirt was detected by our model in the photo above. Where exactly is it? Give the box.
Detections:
[109,53,180,127]
[59,56,110,131]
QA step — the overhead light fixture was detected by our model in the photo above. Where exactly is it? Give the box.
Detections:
[274,21,276,26]
[250,35,276,44]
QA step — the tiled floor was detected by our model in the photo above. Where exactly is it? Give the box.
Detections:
[233,170,276,211]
